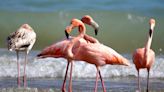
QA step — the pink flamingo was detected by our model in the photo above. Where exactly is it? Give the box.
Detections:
[37,15,99,92]
[7,24,36,87]
[133,18,155,92]
[65,19,130,92]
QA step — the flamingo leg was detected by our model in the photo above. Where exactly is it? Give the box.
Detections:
[16,51,20,87]
[94,67,99,92]
[137,69,141,92]
[146,69,150,92]
[23,51,28,88]
[68,61,73,92]
[98,68,106,92]
[62,61,70,92]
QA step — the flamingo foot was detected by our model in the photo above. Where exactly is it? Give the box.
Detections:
[62,88,66,92]
[61,80,67,92]
[68,87,72,92]
[23,75,27,88]
[136,89,142,92]
[17,77,20,87]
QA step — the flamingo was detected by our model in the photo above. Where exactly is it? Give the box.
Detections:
[133,18,155,92]
[7,24,36,87]
[37,15,99,92]
[65,19,130,92]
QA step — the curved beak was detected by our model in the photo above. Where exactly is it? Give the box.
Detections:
[90,20,99,35]
[149,18,155,37]
[65,26,72,39]
[149,29,153,37]
[65,30,69,39]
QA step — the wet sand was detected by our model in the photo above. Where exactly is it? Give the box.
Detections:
[0,77,164,92]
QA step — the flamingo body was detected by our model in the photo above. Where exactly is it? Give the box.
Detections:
[74,43,130,66]
[7,24,36,53]
[37,37,88,58]
[133,48,155,69]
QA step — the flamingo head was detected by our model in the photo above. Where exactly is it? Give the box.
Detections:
[65,19,85,39]
[21,24,33,31]
[81,15,99,35]
[149,18,155,30]
[65,26,72,39]
[149,18,156,37]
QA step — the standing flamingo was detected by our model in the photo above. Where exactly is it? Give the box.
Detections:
[7,24,36,87]
[133,18,155,92]
[65,19,130,92]
[37,15,99,92]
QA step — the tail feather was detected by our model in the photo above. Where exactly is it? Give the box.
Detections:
[110,54,130,66]
[121,57,130,66]
[37,53,43,57]
[37,47,52,58]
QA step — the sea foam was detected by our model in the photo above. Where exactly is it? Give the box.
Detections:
[0,49,164,79]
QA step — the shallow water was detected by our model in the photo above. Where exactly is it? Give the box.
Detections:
[0,0,164,54]
[0,78,164,92]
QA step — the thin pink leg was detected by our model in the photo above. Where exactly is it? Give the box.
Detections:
[138,69,141,92]
[61,62,70,92]
[16,51,20,87]
[68,61,73,92]
[146,69,150,92]
[94,67,99,92]
[23,51,28,88]
[99,69,106,92]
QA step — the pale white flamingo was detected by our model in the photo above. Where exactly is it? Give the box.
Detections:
[7,24,36,87]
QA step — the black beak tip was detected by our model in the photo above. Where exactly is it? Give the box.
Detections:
[95,29,99,36]
[149,29,152,37]
[65,30,69,39]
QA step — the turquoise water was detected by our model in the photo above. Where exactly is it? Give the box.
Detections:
[0,0,164,54]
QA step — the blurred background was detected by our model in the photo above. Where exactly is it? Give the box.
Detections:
[0,0,164,54]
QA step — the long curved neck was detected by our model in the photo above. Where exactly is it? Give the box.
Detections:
[79,24,99,43]
[66,24,86,59]
[145,29,154,57]
[78,24,86,38]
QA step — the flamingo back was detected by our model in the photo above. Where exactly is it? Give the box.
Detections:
[37,39,70,58]
[7,24,36,52]
[74,43,130,66]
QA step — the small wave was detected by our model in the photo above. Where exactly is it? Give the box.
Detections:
[0,49,164,79]
[127,13,146,23]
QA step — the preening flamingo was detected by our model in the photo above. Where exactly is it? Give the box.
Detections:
[133,18,155,92]
[7,24,36,87]
[65,19,130,92]
[37,15,99,92]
